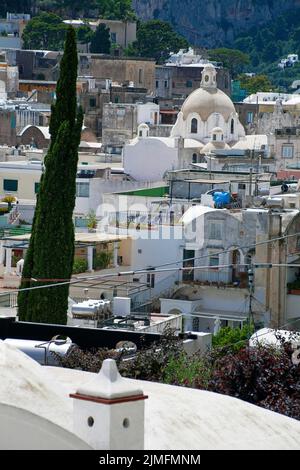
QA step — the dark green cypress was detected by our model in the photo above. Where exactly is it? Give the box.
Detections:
[18,27,83,324]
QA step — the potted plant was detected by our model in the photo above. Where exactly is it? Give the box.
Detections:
[288,279,300,295]
[87,210,97,232]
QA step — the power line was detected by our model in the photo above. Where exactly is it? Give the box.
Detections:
[3,228,300,298]
[2,260,298,299]
[157,229,300,270]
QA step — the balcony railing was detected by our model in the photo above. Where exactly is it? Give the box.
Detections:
[182,269,249,288]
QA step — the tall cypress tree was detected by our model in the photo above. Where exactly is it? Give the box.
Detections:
[18,27,83,324]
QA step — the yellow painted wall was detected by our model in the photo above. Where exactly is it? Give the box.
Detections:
[0,168,41,200]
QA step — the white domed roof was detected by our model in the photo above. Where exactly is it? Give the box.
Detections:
[211,126,224,134]
[202,141,230,153]
[181,87,236,122]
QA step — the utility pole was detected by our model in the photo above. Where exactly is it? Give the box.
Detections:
[248,266,254,328]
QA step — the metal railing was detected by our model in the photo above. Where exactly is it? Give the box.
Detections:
[131,273,179,311]
[0,292,18,308]
[182,269,249,288]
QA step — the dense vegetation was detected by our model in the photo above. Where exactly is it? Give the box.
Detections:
[0,1,31,16]
[230,7,300,90]
[90,23,111,54]
[56,326,300,420]
[22,11,188,62]
[11,1,300,87]
[22,12,68,50]
[237,74,274,95]
[125,19,188,63]
[0,0,136,20]
[18,28,83,324]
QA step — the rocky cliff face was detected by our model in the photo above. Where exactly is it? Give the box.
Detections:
[132,0,300,47]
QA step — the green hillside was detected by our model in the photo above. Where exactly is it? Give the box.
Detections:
[230,8,300,90]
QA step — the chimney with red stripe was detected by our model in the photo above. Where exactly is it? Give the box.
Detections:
[70,358,148,450]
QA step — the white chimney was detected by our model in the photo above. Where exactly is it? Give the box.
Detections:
[113,296,131,317]
[70,359,147,450]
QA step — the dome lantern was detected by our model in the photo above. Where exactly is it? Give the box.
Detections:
[137,123,149,139]
[200,64,217,90]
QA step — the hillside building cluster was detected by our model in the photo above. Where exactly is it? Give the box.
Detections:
[0,8,300,451]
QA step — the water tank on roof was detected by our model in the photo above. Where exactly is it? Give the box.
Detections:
[71,299,110,317]
[281,182,298,193]
[213,191,230,208]
[266,198,284,208]
[4,336,75,366]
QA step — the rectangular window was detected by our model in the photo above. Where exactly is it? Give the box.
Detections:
[110,32,117,43]
[247,112,253,123]
[138,68,143,84]
[76,182,89,198]
[156,80,159,88]
[116,108,125,117]
[89,97,96,108]
[186,80,193,87]
[3,179,18,191]
[209,254,219,267]
[34,182,40,194]
[209,222,222,240]
[147,272,155,288]
[282,144,294,158]
[75,217,88,228]
[164,80,168,88]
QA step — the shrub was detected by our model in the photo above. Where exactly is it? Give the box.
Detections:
[93,251,112,270]
[208,344,300,420]
[51,325,300,421]
[54,346,118,372]
[72,257,88,274]
[163,353,211,388]
[212,323,255,355]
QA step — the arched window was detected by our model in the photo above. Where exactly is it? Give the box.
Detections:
[231,119,234,134]
[191,118,198,134]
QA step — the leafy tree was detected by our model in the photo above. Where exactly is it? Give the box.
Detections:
[208,48,250,77]
[0,1,32,16]
[18,27,83,324]
[230,7,300,90]
[76,24,94,45]
[53,0,94,16]
[238,74,273,94]
[292,27,300,43]
[22,12,68,50]
[233,36,253,54]
[126,20,189,64]
[90,23,111,54]
[96,0,136,21]
[251,53,260,68]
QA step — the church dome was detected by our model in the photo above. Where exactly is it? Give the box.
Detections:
[181,87,236,122]
[201,140,230,153]
[181,63,236,122]
[170,64,245,145]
